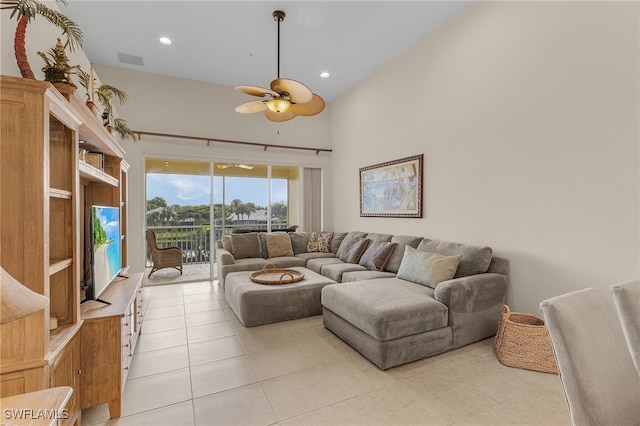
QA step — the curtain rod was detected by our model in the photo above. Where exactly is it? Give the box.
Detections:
[133,130,332,155]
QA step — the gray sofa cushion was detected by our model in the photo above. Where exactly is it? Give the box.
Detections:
[321,262,368,282]
[358,241,397,271]
[267,256,306,268]
[335,231,368,259]
[385,235,423,273]
[330,232,348,254]
[306,257,343,274]
[295,252,336,262]
[289,232,312,254]
[222,235,232,251]
[366,233,393,242]
[338,238,370,263]
[322,278,449,341]
[230,233,261,259]
[341,270,396,283]
[417,239,492,278]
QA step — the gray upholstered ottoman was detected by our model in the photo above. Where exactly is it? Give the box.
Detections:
[224,267,337,327]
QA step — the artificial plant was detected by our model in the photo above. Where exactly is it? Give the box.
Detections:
[37,37,78,87]
[1,0,82,79]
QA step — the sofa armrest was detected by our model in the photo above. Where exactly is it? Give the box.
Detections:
[215,248,236,266]
[434,273,507,313]
[434,273,507,348]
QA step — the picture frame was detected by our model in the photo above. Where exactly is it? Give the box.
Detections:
[359,154,423,218]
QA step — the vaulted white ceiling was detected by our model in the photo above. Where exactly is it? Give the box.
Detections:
[64,1,469,102]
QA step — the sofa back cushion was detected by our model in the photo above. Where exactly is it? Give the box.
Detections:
[230,233,261,259]
[338,237,371,263]
[221,235,232,252]
[265,233,294,258]
[335,231,368,259]
[330,232,348,254]
[385,235,424,273]
[365,233,393,242]
[417,239,492,278]
[359,241,397,271]
[397,246,462,288]
[289,232,312,254]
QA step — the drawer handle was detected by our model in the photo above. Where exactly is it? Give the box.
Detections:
[123,343,129,348]
[123,322,129,326]
[124,366,128,370]
[75,370,82,375]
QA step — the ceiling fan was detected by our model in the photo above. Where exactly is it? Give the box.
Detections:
[234,10,325,122]
[216,163,254,170]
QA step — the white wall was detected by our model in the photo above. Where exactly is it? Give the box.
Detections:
[92,65,332,273]
[329,1,639,314]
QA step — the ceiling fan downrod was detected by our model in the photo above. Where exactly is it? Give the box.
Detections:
[273,10,285,79]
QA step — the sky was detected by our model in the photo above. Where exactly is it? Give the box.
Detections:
[146,174,288,207]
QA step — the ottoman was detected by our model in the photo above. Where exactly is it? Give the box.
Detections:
[225,267,338,326]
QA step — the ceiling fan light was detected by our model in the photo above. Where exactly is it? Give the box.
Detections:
[267,98,291,113]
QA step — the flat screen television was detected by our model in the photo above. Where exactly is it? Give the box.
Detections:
[85,205,122,304]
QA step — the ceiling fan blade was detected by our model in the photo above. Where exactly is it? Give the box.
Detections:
[265,108,297,122]
[290,94,326,116]
[237,164,254,170]
[216,164,231,169]
[235,85,279,98]
[235,100,267,114]
[270,78,313,104]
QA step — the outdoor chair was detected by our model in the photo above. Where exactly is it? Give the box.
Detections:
[145,229,183,277]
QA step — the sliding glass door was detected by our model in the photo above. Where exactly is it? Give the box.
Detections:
[144,158,302,283]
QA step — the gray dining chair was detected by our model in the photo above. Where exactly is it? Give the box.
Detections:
[540,287,640,426]
[611,278,640,375]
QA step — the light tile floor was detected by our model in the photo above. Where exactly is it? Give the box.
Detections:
[82,280,571,426]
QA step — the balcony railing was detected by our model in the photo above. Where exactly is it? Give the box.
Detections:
[145,224,292,267]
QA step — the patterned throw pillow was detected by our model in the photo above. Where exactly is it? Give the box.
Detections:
[397,246,462,288]
[307,231,334,253]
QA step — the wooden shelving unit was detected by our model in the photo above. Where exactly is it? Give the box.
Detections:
[0,75,132,425]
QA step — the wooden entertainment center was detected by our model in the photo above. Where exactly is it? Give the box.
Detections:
[0,76,143,423]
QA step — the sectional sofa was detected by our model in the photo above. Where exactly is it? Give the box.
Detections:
[216,231,508,369]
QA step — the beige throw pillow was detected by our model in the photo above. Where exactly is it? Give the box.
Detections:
[307,231,334,253]
[265,233,294,258]
[230,233,261,259]
[397,246,462,288]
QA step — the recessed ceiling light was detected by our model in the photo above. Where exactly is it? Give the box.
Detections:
[320,72,330,78]
[159,37,172,45]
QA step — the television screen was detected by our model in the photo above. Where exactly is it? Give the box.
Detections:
[89,205,122,301]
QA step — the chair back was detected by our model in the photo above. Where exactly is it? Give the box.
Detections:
[146,229,159,253]
[611,278,640,375]
[540,288,640,426]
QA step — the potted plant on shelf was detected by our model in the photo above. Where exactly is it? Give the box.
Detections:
[113,118,136,142]
[37,37,79,95]
[76,66,98,113]
[1,0,82,80]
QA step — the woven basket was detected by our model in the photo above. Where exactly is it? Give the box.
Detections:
[493,305,558,374]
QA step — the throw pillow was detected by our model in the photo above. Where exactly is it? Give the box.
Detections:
[359,241,397,271]
[230,233,261,259]
[265,233,294,258]
[338,237,371,264]
[307,231,334,253]
[397,246,462,288]
[289,232,312,254]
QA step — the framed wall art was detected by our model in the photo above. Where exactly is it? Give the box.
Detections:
[359,154,423,218]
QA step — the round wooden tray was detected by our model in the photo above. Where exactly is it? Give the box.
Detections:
[250,265,304,285]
